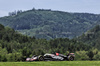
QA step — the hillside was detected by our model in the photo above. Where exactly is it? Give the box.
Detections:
[77,25,100,50]
[0,9,100,39]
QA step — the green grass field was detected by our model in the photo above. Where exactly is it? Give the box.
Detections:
[0,61,100,66]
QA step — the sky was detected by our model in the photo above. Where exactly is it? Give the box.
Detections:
[0,0,100,17]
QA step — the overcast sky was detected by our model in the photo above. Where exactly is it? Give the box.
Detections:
[0,0,100,17]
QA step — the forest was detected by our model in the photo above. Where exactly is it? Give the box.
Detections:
[0,24,100,61]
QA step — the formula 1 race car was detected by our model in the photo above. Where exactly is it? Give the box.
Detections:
[26,53,75,61]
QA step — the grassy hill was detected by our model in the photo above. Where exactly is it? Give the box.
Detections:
[0,9,100,39]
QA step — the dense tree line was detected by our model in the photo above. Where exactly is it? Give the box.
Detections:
[75,25,100,60]
[0,24,98,61]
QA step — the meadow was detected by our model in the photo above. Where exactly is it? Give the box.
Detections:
[0,61,100,66]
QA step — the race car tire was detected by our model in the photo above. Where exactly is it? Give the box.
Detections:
[68,55,74,61]
[38,55,44,61]
[69,56,74,61]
